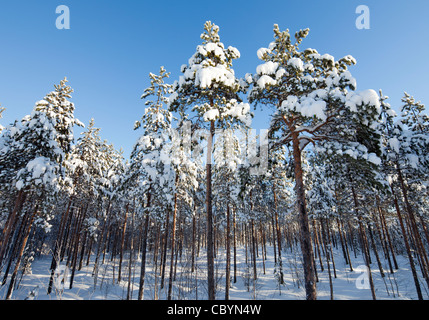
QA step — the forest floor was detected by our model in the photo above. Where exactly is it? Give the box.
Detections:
[0,244,427,300]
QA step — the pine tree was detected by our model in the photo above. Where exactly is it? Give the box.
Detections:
[213,127,242,299]
[47,118,105,294]
[379,91,429,299]
[400,92,429,134]
[129,66,178,299]
[1,104,65,299]
[35,78,84,156]
[168,21,252,300]
[249,24,382,300]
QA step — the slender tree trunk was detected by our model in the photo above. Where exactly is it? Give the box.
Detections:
[160,207,170,290]
[191,211,196,273]
[390,184,423,300]
[373,209,393,274]
[377,204,398,270]
[225,203,231,300]
[0,190,26,269]
[350,183,376,300]
[2,210,28,286]
[118,205,129,283]
[271,215,277,265]
[339,216,353,271]
[273,187,284,284]
[206,120,215,300]
[396,165,429,283]
[320,218,333,300]
[312,219,324,272]
[367,222,385,278]
[153,223,161,300]
[233,208,237,284]
[292,133,317,300]
[127,210,135,300]
[6,203,38,300]
[92,200,111,286]
[138,212,150,300]
[251,219,257,281]
[69,203,87,289]
[260,223,266,275]
[325,219,337,279]
[78,231,88,271]
[357,217,376,300]
[167,192,178,300]
[138,192,151,300]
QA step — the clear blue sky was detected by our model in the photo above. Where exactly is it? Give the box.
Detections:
[1,0,428,157]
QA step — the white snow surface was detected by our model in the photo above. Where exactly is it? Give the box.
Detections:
[0,244,425,300]
[203,109,220,121]
[281,95,327,121]
[346,89,381,113]
[287,57,304,71]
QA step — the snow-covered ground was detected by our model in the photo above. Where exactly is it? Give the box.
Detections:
[0,244,426,300]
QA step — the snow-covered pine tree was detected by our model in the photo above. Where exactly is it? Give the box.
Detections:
[129,66,178,299]
[213,127,242,299]
[163,114,199,300]
[47,118,106,294]
[0,103,65,299]
[248,24,382,300]
[35,78,84,156]
[400,92,429,134]
[378,91,429,299]
[168,21,252,300]
[90,137,125,290]
[267,145,293,287]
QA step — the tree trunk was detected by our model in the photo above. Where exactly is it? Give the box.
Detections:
[167,192,178,300]
[127,209,135,300]
[2,210,28,286]
[273,187,284,284]
[118,205,129,283]
[206,120,215,300]
[396,165,429,283]
[225,203,231,300]
[260,223,266,275]
[367,222,385,278]
[320,218,333,300]
[0,190,26,269]
[5,203,38,300]
[350,183,376,300]
[377,204,398,270]
[251,219,257,282]
[191,211,196,273]
[390,184,423,300]
[233,208,237,284]
[312,219,324,272]
[69,203,87,289]
[292,134,317,300]
[160,207,170,290]
[138,192,151,300]
[92,200,111,286]
[271,215,277,265]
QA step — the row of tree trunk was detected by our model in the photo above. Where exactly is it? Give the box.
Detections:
[1,182,428,300]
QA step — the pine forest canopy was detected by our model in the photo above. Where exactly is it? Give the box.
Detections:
[0,22,429,301]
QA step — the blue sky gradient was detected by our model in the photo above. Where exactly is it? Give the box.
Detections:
[1,0,428,157]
